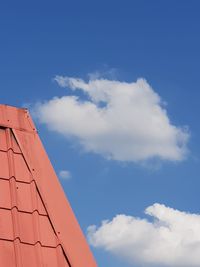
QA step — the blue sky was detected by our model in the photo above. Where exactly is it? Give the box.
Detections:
[1,1,200,266]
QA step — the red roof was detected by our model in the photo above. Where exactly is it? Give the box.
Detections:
[0,104,97,267]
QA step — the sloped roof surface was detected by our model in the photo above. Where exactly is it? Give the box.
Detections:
[0,105,97,267]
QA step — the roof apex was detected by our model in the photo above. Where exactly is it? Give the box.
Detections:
[0,104,35,133]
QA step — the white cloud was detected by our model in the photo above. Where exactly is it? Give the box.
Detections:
[87,204,200,267]
[59,170,71,180]
[35,76,189,162]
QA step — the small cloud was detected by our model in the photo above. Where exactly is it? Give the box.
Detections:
[59,170,71,180]
[87,204,200,267]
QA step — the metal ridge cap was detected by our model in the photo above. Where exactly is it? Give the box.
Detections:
[0,104,27,111]
[0,105,37,133]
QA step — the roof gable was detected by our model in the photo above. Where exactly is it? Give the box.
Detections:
[0,105,97,267]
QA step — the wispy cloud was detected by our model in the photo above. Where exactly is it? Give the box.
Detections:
[34,75,189,163]
[87,204,200,267]
[59,170,71,180]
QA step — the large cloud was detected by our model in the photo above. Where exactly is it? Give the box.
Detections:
[87,204,200,267]
[35,76,189,162]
